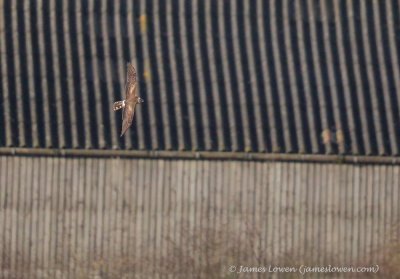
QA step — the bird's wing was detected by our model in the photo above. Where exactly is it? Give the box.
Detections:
[120,100,137,136]
[125,62,137,100]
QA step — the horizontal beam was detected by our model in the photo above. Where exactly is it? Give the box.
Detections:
[0,148,399,165]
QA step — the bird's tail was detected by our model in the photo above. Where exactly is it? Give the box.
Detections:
[113,100,125,111]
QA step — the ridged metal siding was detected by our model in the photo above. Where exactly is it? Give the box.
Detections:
[1,1,400,155]
[0,156,398,278]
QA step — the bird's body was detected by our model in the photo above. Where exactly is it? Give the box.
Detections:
[113,62,144,136]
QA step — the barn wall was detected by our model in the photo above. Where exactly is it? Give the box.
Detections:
[1,1,400,154]
[0,156,398,278]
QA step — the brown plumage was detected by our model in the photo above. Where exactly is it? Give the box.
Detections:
[113,62,144,136]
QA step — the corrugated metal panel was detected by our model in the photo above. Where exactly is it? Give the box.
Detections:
[0,156,398,278]
[1,0,400,155]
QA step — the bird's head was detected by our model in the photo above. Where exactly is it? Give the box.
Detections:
[137,97,144,104]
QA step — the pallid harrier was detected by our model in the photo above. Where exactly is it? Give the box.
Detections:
[113,62,144,136]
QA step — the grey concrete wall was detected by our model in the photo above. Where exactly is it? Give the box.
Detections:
[0,155,398,278]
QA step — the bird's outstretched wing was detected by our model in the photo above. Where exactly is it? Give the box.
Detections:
[125,62,137,100]
[120,100,137,136]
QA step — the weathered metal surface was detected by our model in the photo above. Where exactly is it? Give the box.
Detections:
[0,156,398,278]
[1,1,400,154]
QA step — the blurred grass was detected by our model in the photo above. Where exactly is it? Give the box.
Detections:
[1,222,399,279]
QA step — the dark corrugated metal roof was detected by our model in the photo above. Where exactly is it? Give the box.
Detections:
[1,0,400,155]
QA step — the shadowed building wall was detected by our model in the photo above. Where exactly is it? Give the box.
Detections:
[1,0,400,154]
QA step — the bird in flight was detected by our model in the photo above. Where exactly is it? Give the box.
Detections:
[113,62,144,136]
